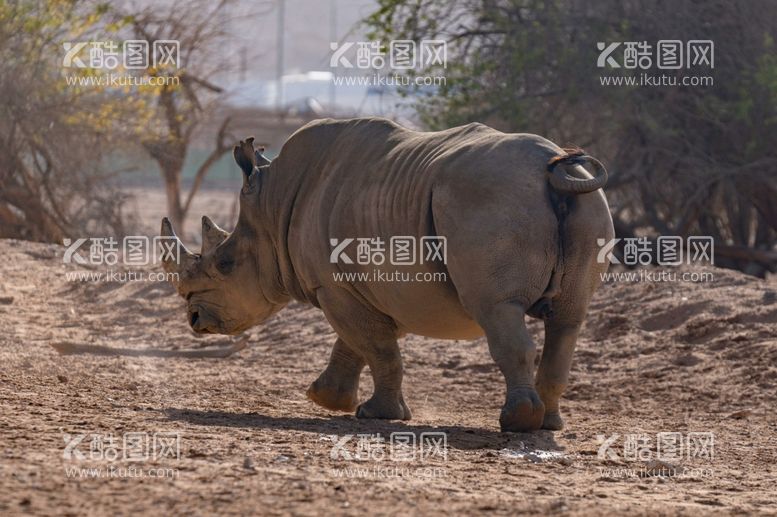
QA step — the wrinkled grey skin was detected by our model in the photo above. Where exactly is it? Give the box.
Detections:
[161,118,614,432]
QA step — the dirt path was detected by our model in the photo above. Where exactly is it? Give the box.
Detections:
[1,238,776,515]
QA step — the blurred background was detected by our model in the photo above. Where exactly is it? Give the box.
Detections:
[1,0,775,276]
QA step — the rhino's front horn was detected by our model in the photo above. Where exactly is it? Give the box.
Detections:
[160,217,196,274]
[201,215,229,253]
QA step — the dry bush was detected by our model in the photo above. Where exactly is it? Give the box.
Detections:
[0,1,133,242]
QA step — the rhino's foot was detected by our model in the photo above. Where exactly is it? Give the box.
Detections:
[356,394,411,420]
[541,410,564,431]
[499,387,545,433]
[306,379,359,412]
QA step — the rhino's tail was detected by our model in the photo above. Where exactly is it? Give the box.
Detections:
[546,149,608,194]
[527,149,607,320]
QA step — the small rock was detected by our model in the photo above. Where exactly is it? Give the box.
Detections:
[56,374,68,383]
[0,296,14,305]
[727,409,752,419]
[673,353,702,367]
[548,499,568,512]
[242,456,254,470]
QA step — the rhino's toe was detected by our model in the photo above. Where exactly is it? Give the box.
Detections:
[499,388,545,433]
[306,381,359,412]
[541,411,564,431]
[356,396,411,420]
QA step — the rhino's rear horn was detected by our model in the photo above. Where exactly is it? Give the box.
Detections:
[201,215,229,253]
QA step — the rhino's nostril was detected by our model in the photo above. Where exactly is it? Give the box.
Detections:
[189,311,199,328]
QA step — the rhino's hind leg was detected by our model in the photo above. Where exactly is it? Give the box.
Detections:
[533,248,603,430]
[306,338,365,412]
[535,321,583,431]
[478,301,545,432]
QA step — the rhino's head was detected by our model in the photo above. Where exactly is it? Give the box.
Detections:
[159,138,284,335]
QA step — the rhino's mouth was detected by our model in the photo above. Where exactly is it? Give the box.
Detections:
[188,306,220,334]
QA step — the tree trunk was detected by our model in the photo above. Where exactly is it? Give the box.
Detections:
[163,167,185,236]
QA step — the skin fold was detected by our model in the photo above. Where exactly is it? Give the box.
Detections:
[161,117,614,432]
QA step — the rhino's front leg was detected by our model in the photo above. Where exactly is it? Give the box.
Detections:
[355,338,411,420]
[316,287,411,420]
[306,338,365,412]
[478,301,545,432]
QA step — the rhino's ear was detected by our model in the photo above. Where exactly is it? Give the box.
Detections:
[234,137,271,192]
[233,137,257,179]
[254,146,271,167]
[201,215,229,253]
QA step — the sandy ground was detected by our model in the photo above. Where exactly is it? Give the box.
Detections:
[1,190,776,515]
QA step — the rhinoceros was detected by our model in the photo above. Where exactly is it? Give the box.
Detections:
[160,117,613,432]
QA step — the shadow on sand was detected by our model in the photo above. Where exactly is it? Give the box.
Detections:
[161,408,564,452]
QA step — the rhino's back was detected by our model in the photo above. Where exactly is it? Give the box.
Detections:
[281,117,560,230]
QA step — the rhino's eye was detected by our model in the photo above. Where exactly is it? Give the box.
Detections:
[216,258,235,275]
